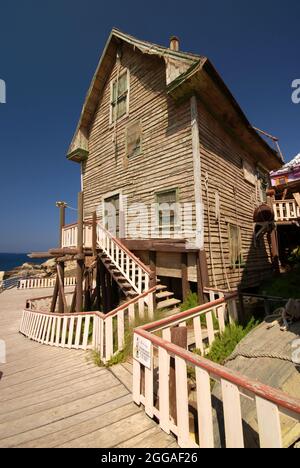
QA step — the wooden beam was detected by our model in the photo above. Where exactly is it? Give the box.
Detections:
[96,258,101,310]
[76,192,84,312]
[56,202,66,248]
[28,252,54,259]
[169,327,188,424]
[49,248,78,256]
[181,252,189,301]
[92,211,97,257]
[50,275,59,312]
[121,239,198,253]
[57,262,68,313]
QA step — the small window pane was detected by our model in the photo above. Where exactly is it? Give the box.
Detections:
[156,190,177,231]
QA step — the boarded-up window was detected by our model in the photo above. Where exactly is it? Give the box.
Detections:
[111,71,129,122]
[126,120,142,158]
[228,224,243,268]
[243,160,256,186]
[257,168,268,203]
[156,189,178,232]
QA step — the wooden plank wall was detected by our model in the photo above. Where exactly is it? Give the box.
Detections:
[84,44,196,243]
[197,99,272,290]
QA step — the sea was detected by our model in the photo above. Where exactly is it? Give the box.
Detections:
[0,253,46,273]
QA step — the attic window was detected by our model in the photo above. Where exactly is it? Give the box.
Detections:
[110,70,129,123]
[126,120,142,159]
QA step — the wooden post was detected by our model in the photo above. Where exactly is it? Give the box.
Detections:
[169,327,188,424]
[56,201,67,248]
[96,258,101,310]
[181,252,189,301]
[50,275,59,312]
[270,229,280,273]
[84,272,92,311]
[57,262,68,313]
[100,259,108,312]
[196,251,205,304]
[76,192,84,312]
[92,210,97,257]
[149,251,157,288]
[106,270,112,312]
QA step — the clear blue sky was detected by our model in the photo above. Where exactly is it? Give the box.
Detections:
[1,0,300,253]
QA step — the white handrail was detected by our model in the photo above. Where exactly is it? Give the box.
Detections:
[133,295,300,448]
[97,224,152,294]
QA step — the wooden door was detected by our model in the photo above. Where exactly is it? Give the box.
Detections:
[104,194,120,237]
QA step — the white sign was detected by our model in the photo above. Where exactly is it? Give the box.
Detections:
[0,340,6,364]
[133,334,152,369]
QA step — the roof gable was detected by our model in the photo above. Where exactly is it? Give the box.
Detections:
[67,28,202,159]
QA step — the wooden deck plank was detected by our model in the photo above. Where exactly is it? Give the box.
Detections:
[0,288,176,448]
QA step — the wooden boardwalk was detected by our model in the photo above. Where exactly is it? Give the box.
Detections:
[0,288,177,448]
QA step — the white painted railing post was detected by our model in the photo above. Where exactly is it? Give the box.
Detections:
[158,347,170,434]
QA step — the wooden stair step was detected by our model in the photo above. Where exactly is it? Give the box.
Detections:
[156,284,167,291]
[156,291,174,300]
[156,298,181,310]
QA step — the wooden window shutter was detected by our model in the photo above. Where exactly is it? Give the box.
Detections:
[126,120,142,162]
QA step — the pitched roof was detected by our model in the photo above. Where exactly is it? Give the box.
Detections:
[271,153,300,176]
[67,28,282,170]
[68,28,203,155]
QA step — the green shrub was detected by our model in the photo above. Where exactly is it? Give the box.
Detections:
[194,317,259,365]
[180,292,199,312]
[91,308,166,368]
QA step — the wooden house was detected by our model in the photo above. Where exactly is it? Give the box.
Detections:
[65,28,283,303]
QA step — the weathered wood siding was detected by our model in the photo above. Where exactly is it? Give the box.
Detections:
[198,99,272,289]
[83,44,196,242]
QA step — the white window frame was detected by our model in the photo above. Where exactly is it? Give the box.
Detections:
[154,188,180,235]
[109,69,130,125]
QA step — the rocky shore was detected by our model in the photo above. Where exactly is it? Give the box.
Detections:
[3,259,77,280]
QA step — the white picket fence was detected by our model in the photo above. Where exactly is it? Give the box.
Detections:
[18,277,76,290]
[132,294,300,449]
[20,287,156,361]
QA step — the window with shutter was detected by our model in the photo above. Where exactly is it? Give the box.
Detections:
[126,120,142,159]
[110,70,129,123]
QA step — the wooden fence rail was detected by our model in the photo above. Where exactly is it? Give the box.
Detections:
[20,288,157,361]
[132,295,300,448]
[19,277,77,290]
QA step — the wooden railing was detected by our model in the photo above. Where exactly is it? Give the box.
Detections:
[0,276,21,293]
[273,200,300,221]
[61,221,153,296]
[18,277,77,290]
[20,309,95,350]
[97,224,153,295]
[20,288,156,361]
[133,295,300,448]
[61,222,93,248]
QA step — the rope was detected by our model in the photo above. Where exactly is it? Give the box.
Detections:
[226,349,292,363]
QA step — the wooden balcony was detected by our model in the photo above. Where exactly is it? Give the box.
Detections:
[273,200,300,222]
[61,222,93,248]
